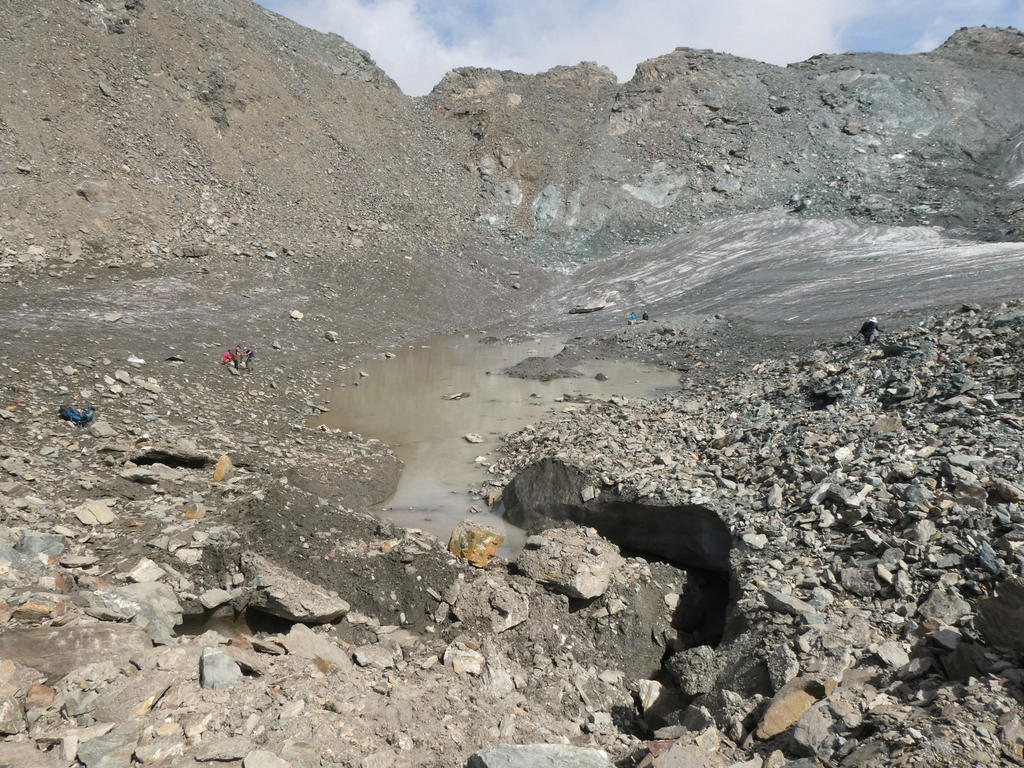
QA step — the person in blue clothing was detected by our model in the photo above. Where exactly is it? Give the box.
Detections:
[629,312,637,323]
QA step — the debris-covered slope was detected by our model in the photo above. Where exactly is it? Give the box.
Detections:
[490,300,1024,765]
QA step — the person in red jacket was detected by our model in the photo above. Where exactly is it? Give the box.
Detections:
[220,348,235,366]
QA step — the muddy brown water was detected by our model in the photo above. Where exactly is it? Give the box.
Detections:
[315,334,681,551]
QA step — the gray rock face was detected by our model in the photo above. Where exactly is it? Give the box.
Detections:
[241,552,350,623]
[466,744,613,768]
[200,647,243,690]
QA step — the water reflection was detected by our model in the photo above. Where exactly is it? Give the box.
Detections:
[316,334,680,550]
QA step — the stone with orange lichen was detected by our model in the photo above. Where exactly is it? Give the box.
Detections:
[448,519,504,567]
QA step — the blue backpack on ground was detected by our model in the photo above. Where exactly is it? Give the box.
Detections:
[58,405,96,427]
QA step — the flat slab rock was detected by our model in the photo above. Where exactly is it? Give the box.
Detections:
[515,526,623,599]
[466,744,613,768]
[241,552,349,623]
[0,624,150,682]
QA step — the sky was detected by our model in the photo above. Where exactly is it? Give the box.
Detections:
[256,0,1024,95]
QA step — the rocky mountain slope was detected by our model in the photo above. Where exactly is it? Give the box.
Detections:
[3,0,1024,286]
[3,2,1024,767]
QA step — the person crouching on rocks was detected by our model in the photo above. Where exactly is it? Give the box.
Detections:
[859,317,882,344]
[221,348,235,366]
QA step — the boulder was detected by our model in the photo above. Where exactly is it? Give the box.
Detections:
[448,519,504,568]
[77,722,144,768]
[976,578,1024,650]
[200,647,243,690]
[665,645,720,696]
[918,588,971,625]
[516,527,623,599]
[213,454,235,482]
[81,582,183,645]
[756,677,830,740]
[281,624,351,669]
[241,552,349,623]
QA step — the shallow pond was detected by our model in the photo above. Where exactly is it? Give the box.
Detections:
[316,334,681,550]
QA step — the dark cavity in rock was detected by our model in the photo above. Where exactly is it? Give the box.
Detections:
[500,456,733,645]
[131,449,212,469]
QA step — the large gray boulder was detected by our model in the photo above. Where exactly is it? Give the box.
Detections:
[241,552,350,623]
[515,526,623,599]
[81,582,183,645]
[200,647,243,690]
[976,578,1024,650]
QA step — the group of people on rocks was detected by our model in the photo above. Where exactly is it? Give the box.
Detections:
[628,310,650,324]
[220,345,255,372]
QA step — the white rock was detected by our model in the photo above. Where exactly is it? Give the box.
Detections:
[128,558,166,583]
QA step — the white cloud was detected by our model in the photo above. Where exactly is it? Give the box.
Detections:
[264,0,1023,95]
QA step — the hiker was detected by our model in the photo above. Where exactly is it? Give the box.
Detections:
[859,317,882,344]
[244,347,255,373]
[220,348,235,366]
[233,346,244,370]
[630,312,637,324]
[642,311,649,321]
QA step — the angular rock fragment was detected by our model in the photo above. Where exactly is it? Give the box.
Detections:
[976,578,1024,650]
[516,527,623,599]
[200,647,243,689]
[448,519,504,568]
[756,677,830,740]
[241,552,349,623]
[213,454,235,482]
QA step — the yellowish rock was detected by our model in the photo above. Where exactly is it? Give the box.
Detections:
[448,519,504,568]
[184,501,206,520]
[756,676,829,739]
[213,455,234,482]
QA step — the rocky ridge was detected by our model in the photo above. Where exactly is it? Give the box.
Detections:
[3,0,1024,290]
